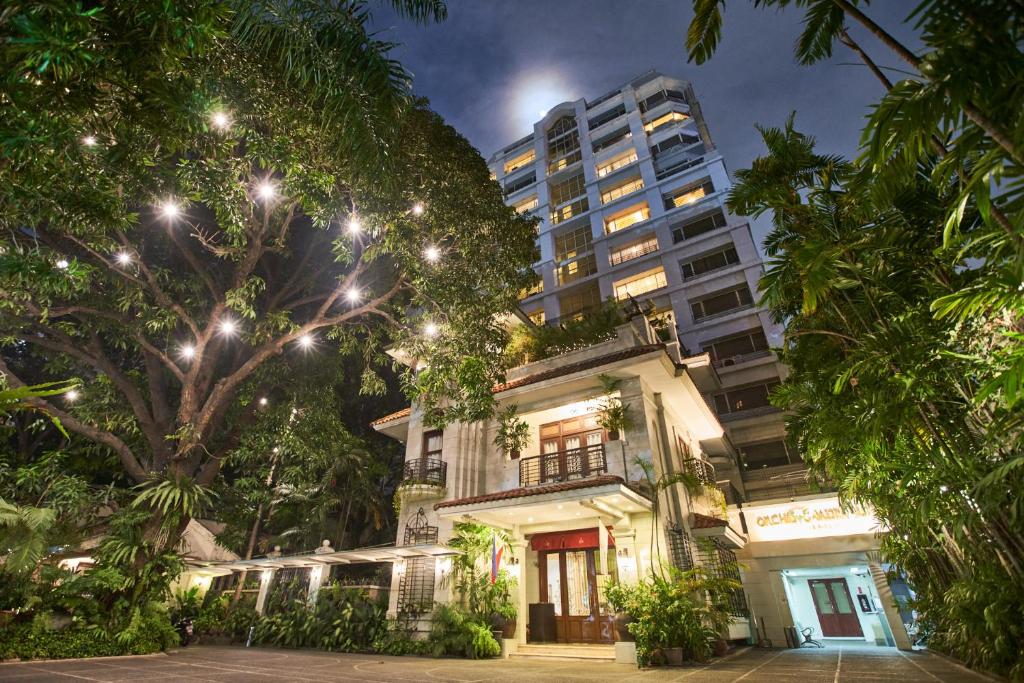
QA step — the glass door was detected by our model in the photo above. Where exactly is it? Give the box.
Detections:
[540,549,615,643]
[809,578,863,637]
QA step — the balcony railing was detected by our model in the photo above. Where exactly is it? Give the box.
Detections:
[520,443,607,487]
[716,480,743,505]
[401,457,447,487]
[681,457,716,486]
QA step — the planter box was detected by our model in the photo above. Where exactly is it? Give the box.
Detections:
[614,641,636,665]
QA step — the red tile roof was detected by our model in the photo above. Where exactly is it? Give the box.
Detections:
[372,343,666,428]
[370,407,411,426]
[691,512,729,529]
[435,475,638,510]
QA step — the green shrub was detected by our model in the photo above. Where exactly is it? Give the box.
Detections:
[0,612,178,662]
[427,604,499,659]
[247,584,387,652]
[505,299,624,366]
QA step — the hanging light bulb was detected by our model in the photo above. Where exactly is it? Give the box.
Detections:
[211,111,230,129]
[346,288,360,303]
[257,182,275,200]
[180,344,196,360]
[82,135,97,147]
[65,389,80,402]
[424,245,440,262]
[259,397,269,406]
[115,251,132,266]
[424,322,438,337]
[219,319,237,336]
[411,203,425,216]
[298,334,313,349]
[161,201,180,219]
[347,216,360,234]
[56,259,69,270]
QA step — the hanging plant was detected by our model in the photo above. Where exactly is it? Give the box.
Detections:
[596,374,633,441]
[493,405,530,459]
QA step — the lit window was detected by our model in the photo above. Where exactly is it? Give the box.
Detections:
[504,149,536,175]
[604,202,650,234]
[614,267,667,301]
[600,177,644,205]
[514,195,539,214]
[596,150,638,178]
[519,278,544,300]
[550,198,589,225]
[670,186,705,208]
[610,235,659,266]
[644,111,689,134]
[527,309,545,325]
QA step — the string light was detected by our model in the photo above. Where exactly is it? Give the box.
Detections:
[257,182,275,200]
[939,485,949,493]
[424,322,438,337]
[298,334,313,349]
[347,217,360,234]
[115,251,132,266]
[82,135,97,147]
[211,111,230,129]
[424,246,440,262]
[259,397,269,406]
[56,259,69,270]
[161,201,180,219]
[411,203,425,216]
[65,389,80,402]
[346,288,360,303]
[180,344,195,360]
[219,319,237,336]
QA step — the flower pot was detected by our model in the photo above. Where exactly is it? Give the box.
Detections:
[607,430,620,441]
[613,612,634,642]
[501,617,517,639]
[712,638,728,657]
[663,646,685,666]
[509,449,520,460]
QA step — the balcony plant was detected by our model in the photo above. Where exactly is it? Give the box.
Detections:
[493,405,530,460]
[597,375,633,441]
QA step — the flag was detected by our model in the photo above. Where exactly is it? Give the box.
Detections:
[491,532,503,583]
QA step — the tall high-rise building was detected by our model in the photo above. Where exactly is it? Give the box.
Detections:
[487,71,798,501]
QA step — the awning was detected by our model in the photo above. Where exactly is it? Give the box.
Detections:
[689,512,746,549]
[186,543,457,576]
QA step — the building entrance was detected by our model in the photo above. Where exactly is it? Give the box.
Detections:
[538,548,615,644]
[808,577,863,637]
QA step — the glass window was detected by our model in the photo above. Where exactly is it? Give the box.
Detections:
[664,178,714,210]
[503,172,536,197]
[554,225,593,261]
[587,103,626,130]
[604,202,650,234]
[513,195,538,214]
[596,150,638,178]
[527,309,545,326]
[592,127,631,153]
[550,172,587,206]
[739,439,800,469]
[600,176,644,205]
[614,267,667,301]
[644,110,689,134]
[703,329,768,362]
[610,235,659,266]
[504,149,536,174]
[690,285,754,320]
[712,381,779,414]
[559,284,601,318]
[423,430,443,458]
[550,197,589,225]
[681,245,739,279]
[671,210,728,242]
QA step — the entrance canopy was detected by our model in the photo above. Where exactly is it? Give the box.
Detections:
[434,475,651,529]
[187,543,457,577]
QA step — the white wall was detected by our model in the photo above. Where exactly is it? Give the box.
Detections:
[782,568,889,644]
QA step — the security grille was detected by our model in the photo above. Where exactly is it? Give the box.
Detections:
[397,556,435,615]
[403,507,438,546]
[665,524,694,571]
[695,537,749,617]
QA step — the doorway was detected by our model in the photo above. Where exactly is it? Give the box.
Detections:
[538,548,615,643]
[808,578,864,637]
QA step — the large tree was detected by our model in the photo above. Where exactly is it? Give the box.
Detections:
[0,0,537,551]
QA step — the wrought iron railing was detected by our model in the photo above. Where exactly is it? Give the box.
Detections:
[682,457,716,486]
[401,457,447,487]
[716,480,743,506]
[519,443,607,487]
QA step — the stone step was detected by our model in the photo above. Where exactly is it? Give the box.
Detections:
[510,643,617,661]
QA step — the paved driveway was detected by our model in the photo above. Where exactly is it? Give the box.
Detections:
[0,644,992,682]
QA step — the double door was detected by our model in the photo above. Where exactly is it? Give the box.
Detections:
[539,414,605,483]
[539,549,615,643]
[808,578,863,637]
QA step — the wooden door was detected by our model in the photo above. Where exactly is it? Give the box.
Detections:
[539,549,614,644]
[538,414,605,483]
[808,578,863,637]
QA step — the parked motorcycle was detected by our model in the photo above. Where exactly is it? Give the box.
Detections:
[175,617,195,646]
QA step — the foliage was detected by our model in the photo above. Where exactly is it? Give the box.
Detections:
[595,374,633,437]
[426,603,500,659]
[0,498,56,574]
[492,404,530,457]
[605,567,736,666]
[444,521,512,618]
[248,583,388,652]
[504,299,623,366]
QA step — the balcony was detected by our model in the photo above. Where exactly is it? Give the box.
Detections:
[519,443,607,487]
[401,457,447,488]
[682,457,716,486]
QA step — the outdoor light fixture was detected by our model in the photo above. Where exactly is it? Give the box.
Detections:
[259,397,268,406]
[180,344,195,360]
[82,135,97,147]
[347,216,360,234]
[115,251,132,266]
[161,201,180,219]
[411,203,424,216]
[424,245,440,262]
[211,111,230,129]
[56,259,69,270]
[219,319,237,335]
[257,182,275,200]
[346,288,360,303]
[65,389,80,402]
[298,334,313,348]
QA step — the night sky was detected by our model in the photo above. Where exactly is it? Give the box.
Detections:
[372,0,921,247]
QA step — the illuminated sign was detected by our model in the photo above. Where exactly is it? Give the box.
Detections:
[732,496,884,543]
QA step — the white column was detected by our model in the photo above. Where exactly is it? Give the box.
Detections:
[869,563,913,650]
[255,569,274,615]
[511,538,528,645]
[307,565,329,606]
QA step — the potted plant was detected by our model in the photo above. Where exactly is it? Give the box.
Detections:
[597,375,633,441]
[605,580,636,642]
[493,404,530,459]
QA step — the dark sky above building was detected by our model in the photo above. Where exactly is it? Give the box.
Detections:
[371,0,921,246]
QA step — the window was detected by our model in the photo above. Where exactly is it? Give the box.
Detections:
[671,210,728,243]
[596,150,638,178]
[690,285,753,320]
[638,88,686,113]
[422,430,443,458]
[655,154,705,181]
[550,197,589,225]
[504,149,536,175]
[550,172,586,206]
[557,253,598,285]
[397,556,435,614]
[651,132,700,156]
[644,110,689,134]
[712,380,780,415]
[738,439,800,469]
[587,103,626,130]
[527,309,545,326]
[513,195,538,214]
[681,244,739,279]
[559,284,601,318]
[609,235,659,266]
[604,203,650,234]
[664,178,713,210]
[600,176,644,205]
[702,329,768,364]
[518,277,543,300]
[548,149,582,175]
[592,127,631,153]
[503,171,535,196]
[554,225,593,262]
[614,267,667,301]
[547,116,580,159]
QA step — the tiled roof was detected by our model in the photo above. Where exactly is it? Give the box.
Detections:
[370,407,411,426]
[435,475,633,510]
[691,512,729,529]
[372,343,666,427]
[494,344,664,393]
